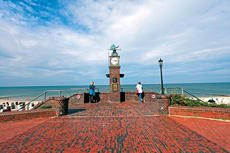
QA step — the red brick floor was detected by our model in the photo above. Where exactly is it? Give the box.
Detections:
[0,118,51,143]
[170,116,230,152]
[0,102,229,152]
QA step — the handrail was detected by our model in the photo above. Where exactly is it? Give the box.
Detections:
[61,88,88,97]
[163,87,184,95]
[18,90,62,111]
[164,87,203,102]
[61,88,110,97]
[120,87,202,102]
[183,89,203,102]
[61,87,204,102]
[121,87,162,92]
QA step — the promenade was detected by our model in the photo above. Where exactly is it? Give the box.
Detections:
[0,102,229,152]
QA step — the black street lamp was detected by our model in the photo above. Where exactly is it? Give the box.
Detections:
[158,58,164,95]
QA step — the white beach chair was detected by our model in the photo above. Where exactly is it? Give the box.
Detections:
[225,98,229,105]
[214,99,219,104]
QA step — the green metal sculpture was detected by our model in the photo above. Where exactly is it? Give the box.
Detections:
[109,44,120,56]
[110,44,119,51]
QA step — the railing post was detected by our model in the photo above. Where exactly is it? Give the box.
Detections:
[59,91,61,97]
[164,88,167,94]
[44,91,46,100]
[181,88,184,95]
[131,88,133,92]
[151,88,153,92]
[79,89,81,93]
[108,89,110,93]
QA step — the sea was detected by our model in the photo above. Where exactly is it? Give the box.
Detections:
[0,83,229,101]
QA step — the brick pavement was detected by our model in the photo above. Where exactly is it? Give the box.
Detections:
[0,118,51,143]
[170,116,230,152]
[0,102,229,152]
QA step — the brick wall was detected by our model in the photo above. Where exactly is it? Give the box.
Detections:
[68,93,110,104]
[69,93,85,104]
[169,106,230,120]
[121,92,138,102]
[0,97,68,123]
[0,109,56,123]
[32,97,68,115]
[157,97,171,114]
[68,92,171,103]
[32,97,56,109]
[95,92,109,103]
[66,92,171,114]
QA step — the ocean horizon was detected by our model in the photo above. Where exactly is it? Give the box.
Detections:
[0,82,229,101]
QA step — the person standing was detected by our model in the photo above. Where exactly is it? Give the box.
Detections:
[89,81,95,103]
[136,82,143,102]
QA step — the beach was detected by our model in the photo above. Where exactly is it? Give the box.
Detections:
[197,96,230,104]
[0,99,40,105]
[0,99,40,111]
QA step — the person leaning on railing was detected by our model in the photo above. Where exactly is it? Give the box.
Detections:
[136,82,143,102]
[89,81,95,103]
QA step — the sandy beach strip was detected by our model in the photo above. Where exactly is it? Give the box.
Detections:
[0,99,40,105]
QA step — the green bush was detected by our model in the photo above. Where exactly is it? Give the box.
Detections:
[219,104,228,108]
[210,104,217,107]
[39,105,52,109]
[171,94,229,109]
[171,94,187,106]
[201,102,209,107]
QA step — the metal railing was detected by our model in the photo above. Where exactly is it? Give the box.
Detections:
[18,90,62,111]
[164,87,203,102]
[120,87,162,92]
[121,87,203,102]
[61,88,110,97]
[164,87,184,95]
[61,88,88,97]
[16,86,206,111]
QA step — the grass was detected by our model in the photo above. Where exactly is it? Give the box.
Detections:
[39,105,52,109]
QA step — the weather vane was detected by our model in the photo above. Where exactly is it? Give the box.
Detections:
[108,44,121,56]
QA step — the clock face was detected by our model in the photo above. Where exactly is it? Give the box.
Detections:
[111,57,119,65]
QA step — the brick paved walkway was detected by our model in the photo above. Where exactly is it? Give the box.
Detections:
[170,116,230,152]
[0,102,229,152]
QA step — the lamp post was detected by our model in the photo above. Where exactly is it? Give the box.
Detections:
[158,58,164,95]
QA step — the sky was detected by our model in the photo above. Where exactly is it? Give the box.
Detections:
[0,0,229,86]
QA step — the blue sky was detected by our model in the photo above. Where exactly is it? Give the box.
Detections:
[0,0,229,86]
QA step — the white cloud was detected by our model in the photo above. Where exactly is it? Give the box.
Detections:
[25,0,39,6]
[0,0,229,86]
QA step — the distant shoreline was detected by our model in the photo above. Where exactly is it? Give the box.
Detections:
[0,82,230,88]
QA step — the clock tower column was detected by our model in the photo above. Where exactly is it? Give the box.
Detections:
[106,44,124,103]
[109,66,121,103]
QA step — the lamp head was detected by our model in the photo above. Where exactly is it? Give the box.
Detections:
[158,58,163,66]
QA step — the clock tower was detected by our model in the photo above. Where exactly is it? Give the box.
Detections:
[106,44,124,103]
